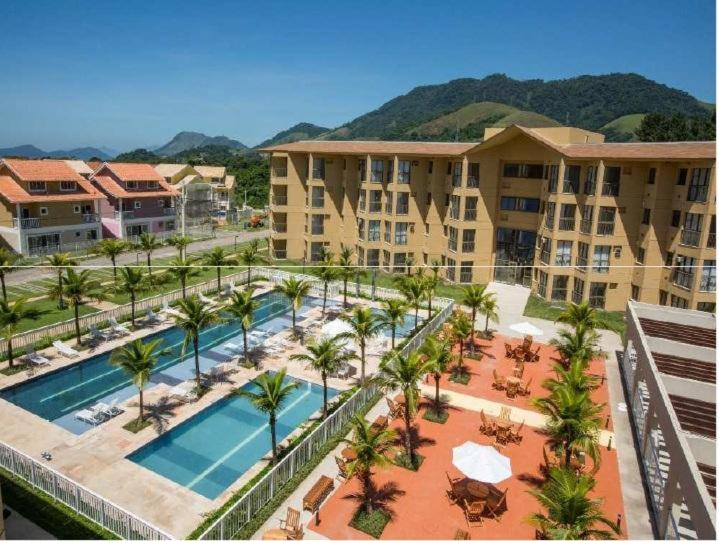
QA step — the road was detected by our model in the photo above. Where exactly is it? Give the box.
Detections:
[5,228,270,286]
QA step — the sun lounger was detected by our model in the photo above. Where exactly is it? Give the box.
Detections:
[89,324,110,342]
[108,317,130,335]
[143,308,163,325]
[198,292,218,306]
[53,341,79,357]
[25,345,50,366]
[168,382,197,402]
[161,299,182,316]
[96,399,123,417]
[75,408,104,425]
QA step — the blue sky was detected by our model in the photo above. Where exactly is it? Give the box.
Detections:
[0,0,715,151]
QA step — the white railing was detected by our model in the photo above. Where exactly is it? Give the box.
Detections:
[0,441,172,539]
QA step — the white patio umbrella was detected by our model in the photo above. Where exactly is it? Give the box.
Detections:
[452,442,512,483]
[508,321,544,337]
[320,319,353,340]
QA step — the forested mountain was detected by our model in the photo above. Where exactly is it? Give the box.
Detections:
[155,131,247,156]
[0,144,112,159]
[255,122,330,148]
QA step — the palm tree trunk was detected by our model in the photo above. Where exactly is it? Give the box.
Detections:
[270,414,278,462]
[564,442,572,467]
[0,273,6,301]
[216,268,221,294]
[322,282,327,314]
[343,278,348,307]
[360,342,366,385]
[391,326,396,349]
[485,313,490,333]
[434,373,441,412]
[247,265,252,286]
[322,372,328,419]
[242,326,248,363]
[403,399,413,462]
[130,292,136,328]
[147,253,152,276]
[428,294,433,318]
[470,309,476,353]
[74,303,82,346]
[291,307,296,333]
[111,256,117,280]
[181,276,187,299]
[361,471,374,513]
[414,306,419,328]
[193,336,201,390]
[7,337,13,368]
[138,388,144,421]
[57,271,65,309]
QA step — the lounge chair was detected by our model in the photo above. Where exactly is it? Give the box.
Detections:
[386,397,404,420]
[143,308,163,325]
[520,377,533,396]
[25,345,50,366]
[168,382,197,402]
[485,488,508,521]
[510,420,525,443]
[505,380,520,400]
[504,343,515,358]
[96,399,123,417]
[462,499,485,527]
[108,317,130,335]
[75,408,104,425]
[161,300,182,317]
[198,292,218,306]
[491,370,506,390]
[445,471,463,504]
[221,283,233,297]
[53,341,79,357]
[454,529,471,540]
[334,456,351,481]
[279,507,304,540]
[89,324,110,342]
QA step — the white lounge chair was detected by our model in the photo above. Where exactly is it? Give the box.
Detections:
[89,324,110,342]
[161,299,182,317]
[25,345,50,366]
[108,317,130,335]
[198,292,218,306]
[53,341,79,357]
[168,382,197,402]
[75,409,103,425]
[95,399,123,417]
[143,308,163,325]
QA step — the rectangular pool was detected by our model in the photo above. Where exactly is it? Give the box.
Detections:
[128,373,336,499]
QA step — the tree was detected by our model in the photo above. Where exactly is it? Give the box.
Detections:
[461,285,488,350]
[376,350,432,467]
[312,253,340,315]
[290,336,356,418]
[377,298,408,350]
[45,253,76,309]
[273,277,311,334]
[531,386,603,470]
[556,301,599,330]
[202,247,236,294]
[343,415,396,513]
[423,262,440,318]
[53,269,106,346]
[110,338,163,422]
[137,232,163,278]
[167,235,192,261]
[0,248,22,302]
[542,359,601,396]
[396,275,425,328]
[337,247,357,308]
[635,111,715,142]
[420,335,453,414]
[236,368,298,462]
[225,288,259,364]
[0,299,40,368]
[528,467,620,539]
[167,256,201,299]
[550,325,600,367]
[115,266,149,328]
[339,306,383,384]
[93,239,126,280]
[173,296,222,390]
[480,294,499,334]
[449,310,472,370]
[239,239,265,286]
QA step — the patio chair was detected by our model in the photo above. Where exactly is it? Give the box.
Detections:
[498,406,512,422]
[485,488,508,521]
[75,408,104,425]
[108,317,130,335]
[53,341,79,357]
[503,343,514,358]
[386,397,403,420]
[543,446,561,471]
[522,336,533,350]
[143,308,163,325]
[462,499,485,527]
[479,410,495,435]
[491,370,506,391]
[335,456,351,482]
[25,345,50,366]
[161,299,182,317]
[89,324,110,342]
[278,507,303,540]
[454,529,471,540]
[96,399,123,417]
[445,471,463,505]
[370,415,389,433]
[529,346,541,363]
[505,380,520,400]
[520,377,533,396]
[198,292,218,306]
[510,420,525,443]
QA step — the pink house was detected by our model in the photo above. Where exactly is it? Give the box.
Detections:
[90,162,180,240]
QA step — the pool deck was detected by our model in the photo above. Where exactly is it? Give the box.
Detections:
[0,284,418,538]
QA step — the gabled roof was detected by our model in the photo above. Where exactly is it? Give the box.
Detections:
[93,175,179,198]
[1,158,86,181]
[194,165,226,178]
[259,140,476,156]
[63,160,94,175]
[95,162,165,182]
[154,163,194,178]
[0,176,104,203]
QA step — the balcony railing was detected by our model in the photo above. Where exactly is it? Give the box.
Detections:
[14,217,40,229]
[596,221,614,235]
[580,220,592,234]
[708,232,716,248]
[272,223,287,233]
[311,226,324,235]
[540,250,550,265]
[680,229,701,247]
[272,249,287,259]
[467,176,479,188]
[449,209,460,220]
[544,215,554,229]
[367,232,380,242]
[588,295,606,308]
[448,240,458,252]
[395,237,408,246]
[687,185,708,203]
[555,255,572,267]
[464,209,477,221]
[537,282,547,297]
[81,213,100,223]
[593,263,610,274]
[368,202,382,213]
[575,257,588,272]
[271,196,288,206]
[396,204,409,215]
[272,168,288,178]
[572,290,583,304]
[673,269,695,289]
[114,210,135,220]
[558,218,575,231]
[602,183,620,196]
[462,241,475,253]
[700,275,716,292]
[311,198,325,209]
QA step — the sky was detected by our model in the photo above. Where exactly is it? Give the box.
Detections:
[0,0,715,152]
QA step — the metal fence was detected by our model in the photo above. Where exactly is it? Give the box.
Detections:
[0,441,172,539]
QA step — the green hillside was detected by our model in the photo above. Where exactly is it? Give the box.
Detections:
[600,113,646,142]
[255,122,330,148]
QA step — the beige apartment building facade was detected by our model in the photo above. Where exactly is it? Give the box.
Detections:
[262,126,716,312]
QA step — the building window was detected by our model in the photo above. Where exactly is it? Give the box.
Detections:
[28,181,46,192]
[312,158,325,180]
[467,163,480,188]
[367,248,379,268]
[676,168,688,185]
[428,161,433,174]
[370,159,384,183]
[39,207,48,216]
[503,163,544,179]
[631,284,640,300]
[576,242,589,270]
[398,160,411,184]
[133,200,141,209]
[559,204,576,231]
[60,181,77,191]
[697,302,716,313]
[673,255,696,289]
[310,242,326,262]
[592,245,611,273]
[552,275,569,301]
[602,166,621,196]
[671,210,681,227]
[648,168,656,185]
[448,227,458,252]
[462,230,476,253]
[386,159,394,182]
[597,207,615,235]
[382,250,391,271]
[544,202,555,229]
[700,260,716,292]
[670,295,688,309]
[393,252,407,273]
[562,165,581,193]
[357,218,365,240]
[637,247,645,264]
[451,162,463,187]
[555,240,572,266]
[659,290,668,305]
[385,191,393,213]
[688,168,711,202]
[539,237,551,265]
[73,204,81,214]
[396,192,409,214]
[589,282,607,308]
[358,190,366,211]
[572,277,585,304]
[446,258,456,282]
[464,196,478,220]
[500,196,540,212]
[584,166,597,195]
[311,215,324,235]
[449,195,461,220]
[311,186,324,208]
[537,271,548,297]
[395,222,408,245]
[580,205,593,234]
[681,213,702,247]
[368,190,382,212]
[358,159,366,182]
[708,215,716,248]
[460,262,473,283]
[547,164,559,193]
[368,220,380,241]
[642,208,651,225]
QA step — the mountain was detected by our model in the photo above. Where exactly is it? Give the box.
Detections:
[316,73,710,142]
[255,122,330,148]
[599,114,647,142]
[0,144,111,160]
[155,131,247,156]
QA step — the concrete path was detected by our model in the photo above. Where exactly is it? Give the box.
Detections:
[3,507,55,540]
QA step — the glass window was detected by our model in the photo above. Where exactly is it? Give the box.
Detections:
[700,260,716,292]
[462,229,475,253]
[589,282,607,308]
[584,166,597,195]
[503,163,544,179]
[563,165,581,193]
[370,159,384,183]
[357,218,365,239]
[369,190,382,212]
[592,245,611,273]
[395,222,408,245]
[368,220,380,241]
[398,160,411,184]
[597,207,615,235]
[552,275,569,301]
[548,164,559,192]
[383,221,391,243]
[602,166,621,196]
[452,162,462,187]
[311,186,324,208]
[311,215,324,235]
[671,210,681,227]
[448,226,458,252]
[556,240,572,266]
[449,195,461,219]
[642,208,651,225]
[446,258,456,282]
[312,158,325,180]
[460,261,473,283]
[648,168,656,184]
[676,168,688,185]
[396,192,409,214]
[572,277,585,304]
[464,196,478,220]
[688,168,711,202]
[467,163,480,188]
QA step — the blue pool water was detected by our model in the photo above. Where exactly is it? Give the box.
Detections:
[0,292,339,435]
[128,373,336,499]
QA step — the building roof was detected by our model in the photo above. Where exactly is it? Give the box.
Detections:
[154,163,191,178]
[259,140,477,156]
[96,162,165,182]
[225,174,235,189]
[561,141,716,160]
[92,175,179,198]
[0,176,104,203]
[1,158,86,182]
[62,159,94,175]
[194,165,227,178]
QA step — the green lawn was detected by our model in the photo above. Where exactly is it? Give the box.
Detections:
[15,298,99,333]
[522,294,625,333]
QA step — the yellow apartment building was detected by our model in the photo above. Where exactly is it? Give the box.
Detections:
[262,125,716,312]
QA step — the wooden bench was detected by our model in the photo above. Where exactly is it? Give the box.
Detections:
[302,475,334,513]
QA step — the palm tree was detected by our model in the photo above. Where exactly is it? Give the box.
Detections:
[273,277,311,334]
[343,415,396,513]
[550,324,600,367]
[45,252,76,309]
[202,246,236,294]
[542,359,601,395]
[137,232,163,277]
[167,256,201,299]
[290,336,356,418]
[423,262,440,318]
[420,335,453,414]
[528,467,620,539]
[531,386,603,470]
[377,298,408,350]
[167,235,191,261]
[236,368,298,462]
[115,266,149,328]
[376,350,432,467]
[404,254,415,276]
[480,294,500,334]
[225,288,259,364]
[449,310,472,369]
[337,247,357,308]
[461,285,488,350]
[396,275,425,328]
[93,239,126,280]
[239,239,265,286]
[0,299,40,368]
[339,306,383,384]
[173,296,222,390]
[110,338,163,422]
[53,269,106,345]
[0,248,22,301]
[556,301,599,330]
[312,253,340,314]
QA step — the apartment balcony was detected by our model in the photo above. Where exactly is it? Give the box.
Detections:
[367,232,381,242]
[571,290,583,304]
[700,276,716,292]
[396,204,409,215]
[272,222,288,233]
[596,221,615,235]
[562,181,579,194]
[580,220,593,234]
[81,213,100,223]
[708,232,716,248]
[551,287,568,301]
[673,270,695,289]
[448,210,461,221]
[680,229,701,247]
[271,196,288,207]
[687,185,709,203]
[601,183,620,196]
[540,250,550,265]
[462,241,475,253]
[558,218,575,231]
[13,217,41,229]
[467,176,479,189]
[555,255,572,267]
[272,249,287,260]
[464,209,477,221]
[448,241,458,253]
[163,207,177,216]
[544,216,554,230]
[310,198,325,209]
[113,210,135,221]
[575,257,588,272]
[368,203,382,213]
[271,167,288,179]
[588,295,606,309]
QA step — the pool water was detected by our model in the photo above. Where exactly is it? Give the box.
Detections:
[128,373,336,499]
[0,292,338,434]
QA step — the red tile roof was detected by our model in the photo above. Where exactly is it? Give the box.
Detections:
[1,158,86,181]
[0,176,105,203]
[562,141,716,160]
[93,175,179,198]
[98,162,165,182]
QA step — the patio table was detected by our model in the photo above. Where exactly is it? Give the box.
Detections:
[341,447,357,461]
[262,528,288,540]
[465,480,490,499]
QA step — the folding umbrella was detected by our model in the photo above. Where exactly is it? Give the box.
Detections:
[452,441,512,483]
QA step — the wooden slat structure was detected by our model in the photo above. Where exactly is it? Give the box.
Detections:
[639,318,716,349]
[652,352,716,384]
[668,394,716,439]
[697,463,716,505]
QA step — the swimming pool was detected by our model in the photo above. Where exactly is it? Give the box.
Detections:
[0,291,323,434]
[128,373,336,499]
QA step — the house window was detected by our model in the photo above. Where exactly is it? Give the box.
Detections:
[677,168,688,185]
[370,159,384,183]
[673,255,696,289]
[393,252,407,273]
[572,277,585,304]
[580,205,594,234]
[134,200,142,209]
[385,192,393,213]
[584,166,597,195]
[671,210,681,227]
[73,205,81,214]
[642,208,651,225]
[602,166,621,196]
[40,207,48,216]
[700,260,716,292]
[555,241,572,266]
[670,295,689,309]
[688,168,711,202]
[312,158,325,180]
[681,213,703,247]
[367,249,379,268]
[310,242,326,262]
[503,163,544,179]
[500,197,540,212]
[559,204,576,231]
[552,275,569,301]
[592,245,611,273]
[368,220,380,241]
[395,222,408,245]
[467,163,480,188]
[562,165,581,193]
[60,181,77,191]
[589,282,607,308]
[311,215,324,235]
[462,229,476,253]
[398,160,411,183]
[28,181,46,192]
[648,168,656,185]
[460,262,473,283]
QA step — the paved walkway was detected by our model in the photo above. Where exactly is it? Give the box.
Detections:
[3,506,55,540]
